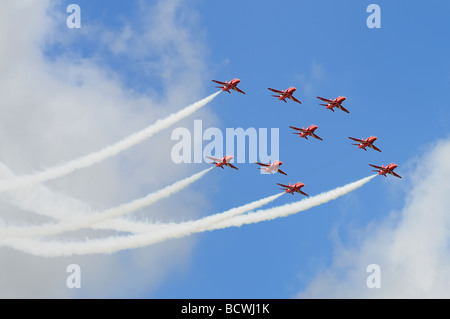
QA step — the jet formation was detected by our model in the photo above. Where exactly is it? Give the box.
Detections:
[210,78,401,195]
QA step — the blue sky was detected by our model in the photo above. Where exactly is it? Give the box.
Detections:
[151,1,448,298]
[0,0,449,298]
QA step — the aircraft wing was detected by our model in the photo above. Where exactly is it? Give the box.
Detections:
[297,190,309,196]
[348,137,364,143]
[226,163,239,170]
[289,95,302,104]
[255,162,270,167]
[268,88,283,94]
[276,183,292,189]
[369,164,384,170]
[233,86,246,94]
[311,133,323,141]
[317,96,332,103]
[390,171,402,178]
[277,169,287,176]
[205,156,221,162]
[370,144,382,152]
[212,80,227,86]
[289,126,306,132]
[338,105,350,113]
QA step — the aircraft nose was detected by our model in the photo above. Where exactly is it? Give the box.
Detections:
[279,161,283,166]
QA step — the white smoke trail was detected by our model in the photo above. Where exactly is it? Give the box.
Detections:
[0,161,166,234]
[0,175,375,257]
[98,174,377,235]
[0,161,195,235]
[0,192,283,256]
[0,168,213,239]
[0,162,94,221]
[209,174,377,230]
[0,91,220,194]
[94,192,284,234]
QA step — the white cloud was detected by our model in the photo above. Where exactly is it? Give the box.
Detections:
[296,138,450,298]
[294,61,324,96]
[0,0,215,297]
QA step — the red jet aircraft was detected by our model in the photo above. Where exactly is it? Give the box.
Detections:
[277,182,309,196]
[316,96,349,113]
[206,155,238,170]
[255,160,287,175]
[289,124,323,141]
[369,163,401,178]
[348,136,381,152]
[212,78,245,94]
[268,87,301,104]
